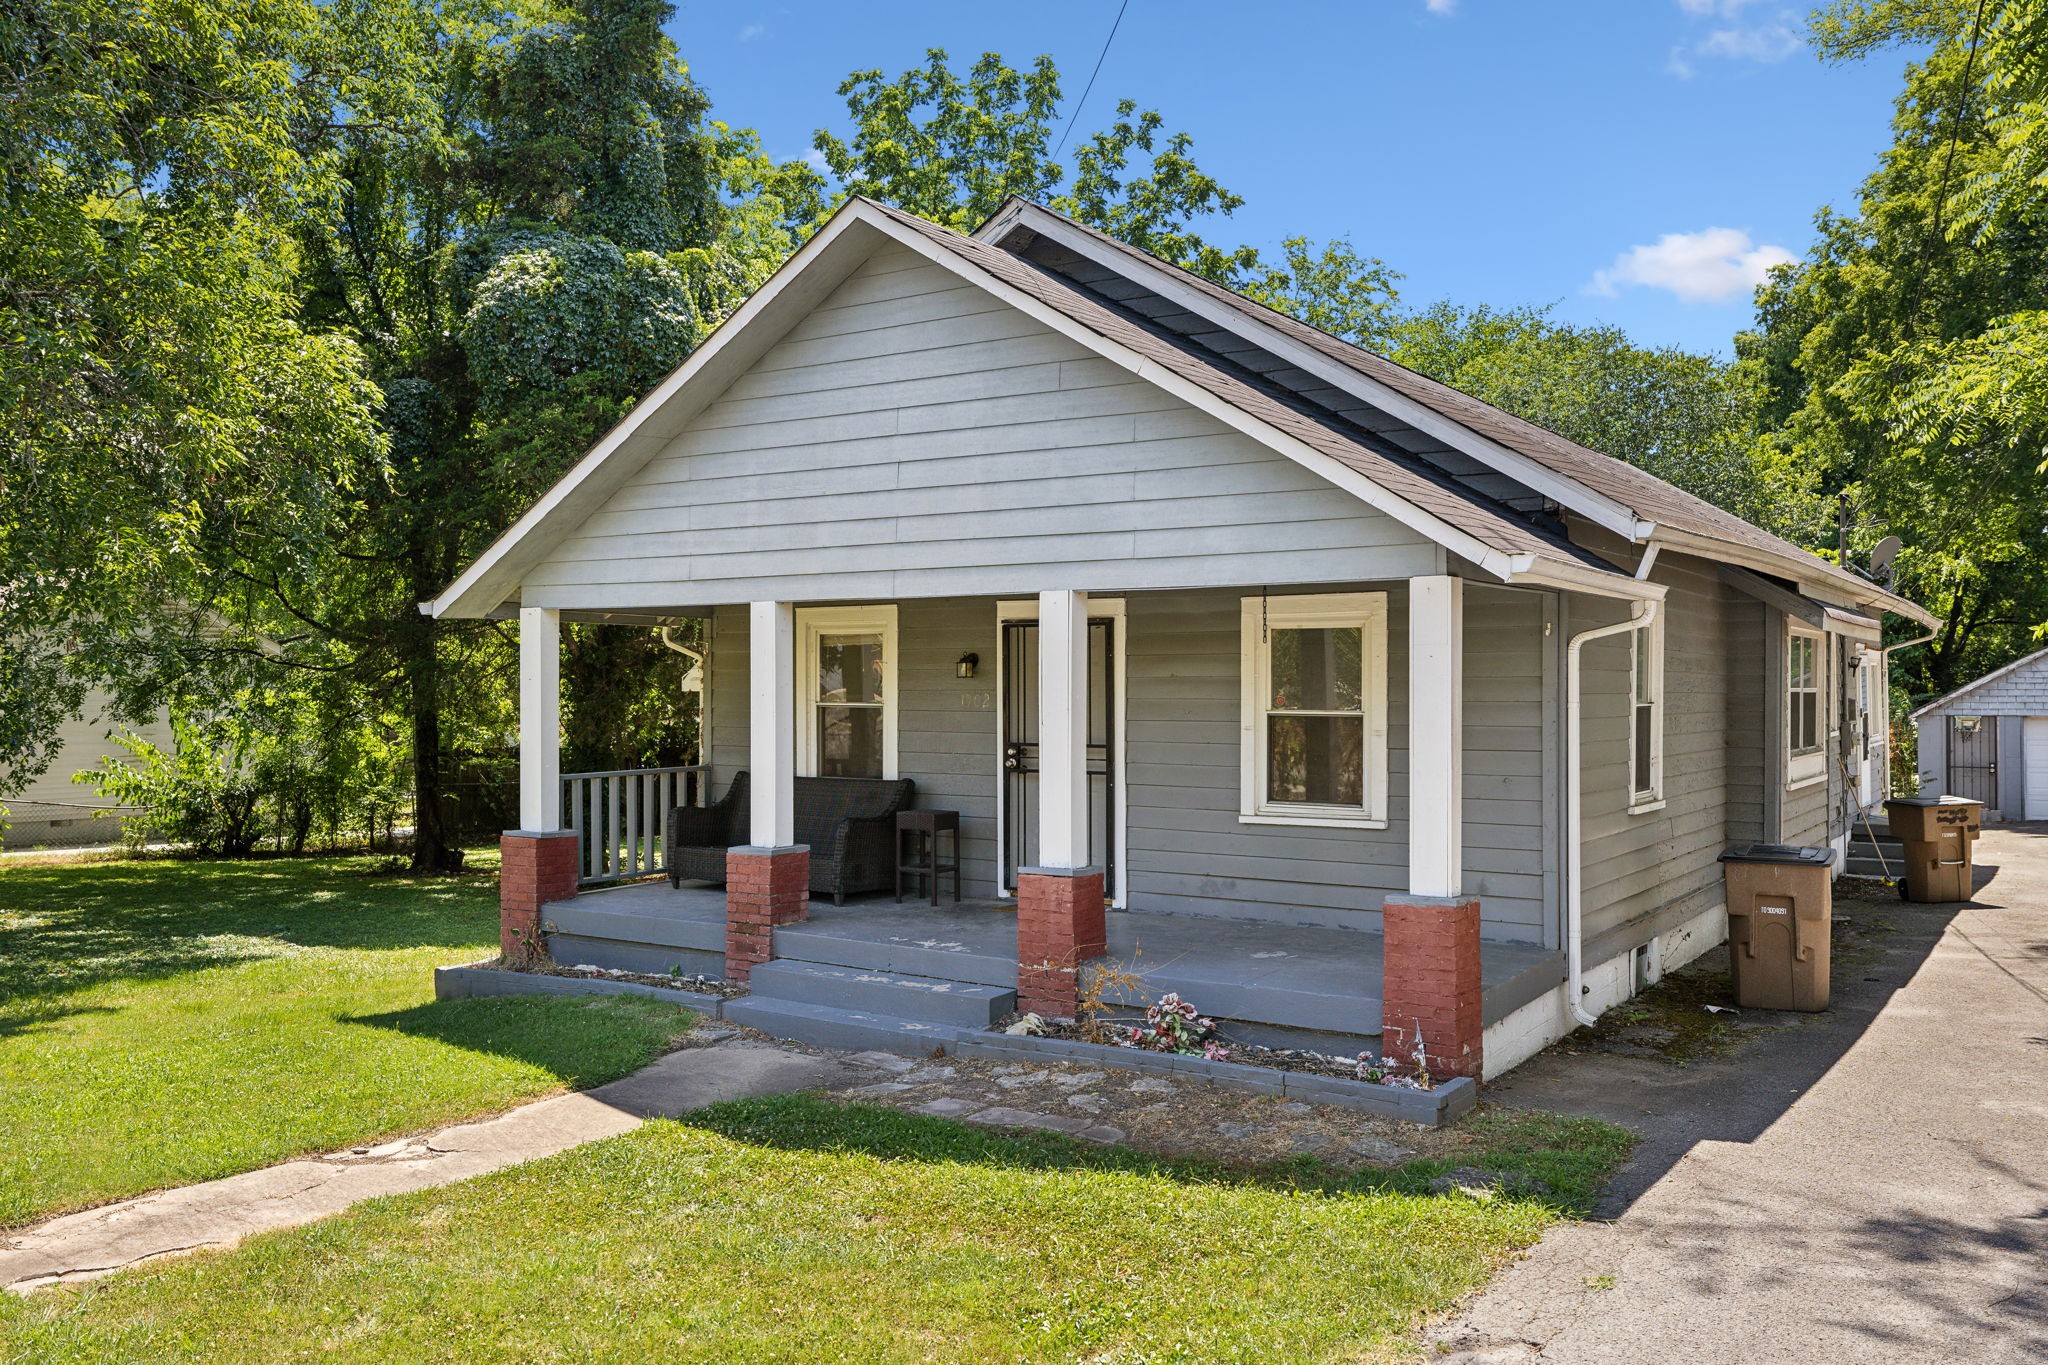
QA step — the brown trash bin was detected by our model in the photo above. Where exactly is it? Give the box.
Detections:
[1719,844,1833,1012]
[1884,796,1984,903]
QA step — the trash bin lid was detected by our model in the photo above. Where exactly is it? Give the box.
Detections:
[1719,842,1834,866]
[1884,795,1983,808]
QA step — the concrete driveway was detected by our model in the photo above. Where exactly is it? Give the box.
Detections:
[1431,825,2048,1364]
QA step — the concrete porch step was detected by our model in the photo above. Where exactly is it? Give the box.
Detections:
[748,959,1017,1028]
[772,920,1017,986]
[543,933,726,979]
[722,996,962,1058]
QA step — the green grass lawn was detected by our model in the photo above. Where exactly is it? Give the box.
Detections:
[0,854,693,1227]
[0,1096,1633,1364]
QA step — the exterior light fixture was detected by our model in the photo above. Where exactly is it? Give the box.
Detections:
[956,652,979,680]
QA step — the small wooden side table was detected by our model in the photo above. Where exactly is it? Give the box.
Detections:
[895,809,962,905]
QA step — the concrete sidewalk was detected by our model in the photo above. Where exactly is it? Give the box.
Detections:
[1430,825,2048,1364]
[1,1040,849,1292]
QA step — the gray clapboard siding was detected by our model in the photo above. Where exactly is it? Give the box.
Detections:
[519,242,1437,611]
[705,580,1552,942]
[1576,553,1732,948]
[1723,595,1768,842]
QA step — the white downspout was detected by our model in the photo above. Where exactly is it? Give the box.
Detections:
[1565,594,1659,1028]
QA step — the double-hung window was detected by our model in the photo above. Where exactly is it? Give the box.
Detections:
[796,606,898,779]
[1787,625,1825,786]
[1629,617,1664,811]
[1240,593,1389,828]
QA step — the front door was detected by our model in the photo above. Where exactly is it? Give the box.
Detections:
[1948,714,1999,807]
[999,609,1119,898]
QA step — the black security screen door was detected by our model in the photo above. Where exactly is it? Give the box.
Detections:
[1948,715,1999,807]
[1002,618,1115,897]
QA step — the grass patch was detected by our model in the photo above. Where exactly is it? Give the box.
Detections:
[0,855,691,1227]
[0,1094,1634,1363]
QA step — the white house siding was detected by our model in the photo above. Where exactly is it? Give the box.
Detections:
[1575,552,1733,953]
[4,693,173,848]
[704,580,1553,943]
[518,242,1439,611]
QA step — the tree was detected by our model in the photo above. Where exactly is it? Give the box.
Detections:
[194,0,812,870]
[812,48,1392,298]
[1389,303,1802,535]
[1744,0,2048,696]
[0,0,386,801]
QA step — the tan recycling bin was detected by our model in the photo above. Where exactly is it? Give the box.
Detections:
[1719,844,1833,1012]
[1884,796,1984,903]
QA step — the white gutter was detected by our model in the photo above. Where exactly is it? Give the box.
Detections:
[1565,597,1659,1028]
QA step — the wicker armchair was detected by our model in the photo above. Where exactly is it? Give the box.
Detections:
[665,772,917,905]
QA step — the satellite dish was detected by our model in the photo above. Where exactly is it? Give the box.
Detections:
[1869,535,1903,582]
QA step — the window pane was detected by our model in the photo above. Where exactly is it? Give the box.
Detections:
[1634,636,1651,704]
[817,705,883,778]
[1634,702,1655,795]
[819,633,884,705]
[1269,627,1362,712]
[1796,693,1819,753]
[1266,714,1364,806]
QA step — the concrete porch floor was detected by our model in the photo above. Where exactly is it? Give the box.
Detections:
[544,880,1564,1037]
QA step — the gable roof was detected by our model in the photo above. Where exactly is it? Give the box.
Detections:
[976,198,1936,630]
[424,196,1930,629]
[1911,646,2048,719]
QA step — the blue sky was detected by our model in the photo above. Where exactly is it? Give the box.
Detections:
[670,1,1921,357]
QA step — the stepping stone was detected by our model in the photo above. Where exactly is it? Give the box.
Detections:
[1347,1136,1416,1164]
[1049,1070,1105,1089]
[1291,1132,1338,1154]
[1075,1124,1126,1144]
[846,1051,917,1074]
[903,1066,957,1083]
[915,1097,984,1118]
[1065,1093,1105,1113]
[1216,1122,1266,1140]
[1129,1077,1175,1094]
[846,1082,912,1097]
[994,1072,1042,1090]
[1276,1101,1313,1116]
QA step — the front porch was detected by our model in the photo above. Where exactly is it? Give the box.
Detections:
[540,879,1564,1056]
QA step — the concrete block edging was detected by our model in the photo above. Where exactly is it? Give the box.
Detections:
[953,1033,1475,1126]
[433,961,729,1017]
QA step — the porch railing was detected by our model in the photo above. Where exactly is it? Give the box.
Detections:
[562,764,708,885]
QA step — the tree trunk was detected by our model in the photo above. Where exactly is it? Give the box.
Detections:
[405,609,463,874]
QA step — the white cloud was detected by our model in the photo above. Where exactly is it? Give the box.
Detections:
[1425,0,1456,13]
[1587,228,1796,304]
[737,22,766,41]
[1696,21,1802,62]
[1668,3,1804,77]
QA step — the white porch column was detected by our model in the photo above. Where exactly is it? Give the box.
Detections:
[749,600,797,847]
[1408,575,1464,897]
[518,606,562,831]
[1036,589,1091,870]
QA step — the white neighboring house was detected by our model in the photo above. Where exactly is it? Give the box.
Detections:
[1911,647,2048,821]
[2,688,173,849]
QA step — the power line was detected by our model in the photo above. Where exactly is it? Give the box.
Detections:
[1053,0,1132,161]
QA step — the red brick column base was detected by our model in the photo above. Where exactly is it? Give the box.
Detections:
[1381,896,1484,1082]
[1016,867,1108,1020]
[725,845,810,982]
[500,831,580,963]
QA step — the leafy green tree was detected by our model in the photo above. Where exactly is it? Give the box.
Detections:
[194,0,806,870]
[813,48,1384,295]
[1744,0,2048,696]
[0,0,388,800]
[1388,304,1802,535]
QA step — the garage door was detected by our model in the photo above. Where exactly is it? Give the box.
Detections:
[2025,717,2048,820]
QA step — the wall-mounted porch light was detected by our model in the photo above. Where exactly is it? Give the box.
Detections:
[956,652,980,680]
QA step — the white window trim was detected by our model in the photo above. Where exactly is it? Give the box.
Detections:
[1786,623,1826,789]
[795,605,899,779]
[1628,615,1666,815]
[1239,592,1389,829]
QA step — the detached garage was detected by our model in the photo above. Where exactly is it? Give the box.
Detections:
[1912,647,2048,821]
